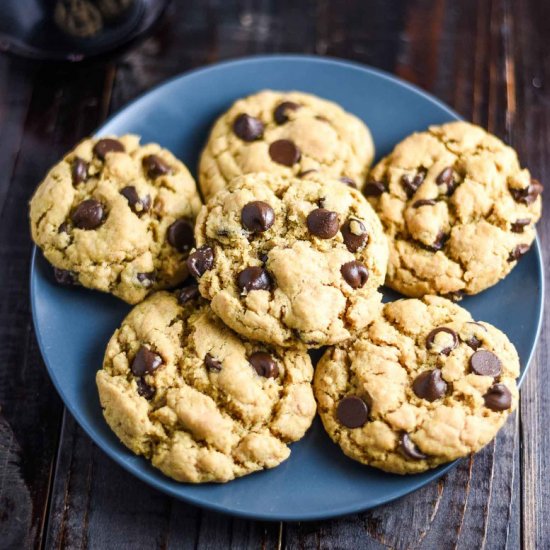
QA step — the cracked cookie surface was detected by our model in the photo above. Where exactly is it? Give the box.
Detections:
[199,90,374,200]
[190,172,388,348]
[367,121,542,297]
[96,290,316,483]
[314,296,519,474]
[29,135,202,304]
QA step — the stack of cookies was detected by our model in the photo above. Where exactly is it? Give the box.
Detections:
[29,90,542,482]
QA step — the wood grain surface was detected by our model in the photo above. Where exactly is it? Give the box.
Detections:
[0,0,548,548]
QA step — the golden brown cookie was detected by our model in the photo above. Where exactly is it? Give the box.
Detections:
[367,121,542,298]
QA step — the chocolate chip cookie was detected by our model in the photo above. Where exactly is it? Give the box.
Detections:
[367,121,542,297]
[96,290,316,483]
[198,90,374,200]
[314,296,519,474]
[189,172,388,348]
[29,135,202,304]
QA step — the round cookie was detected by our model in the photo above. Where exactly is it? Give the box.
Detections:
[367,121,542,298]
[314,296,520,474]
[96,290,316,483]
[30,135,202,304]
[199,90,374,200]
[189,172,389,348]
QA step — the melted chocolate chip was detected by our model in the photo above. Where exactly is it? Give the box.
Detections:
[336,396,369,428]
[186,246,214,278]
[237,266,272,293]
[137,272,155,287]
[483,384,512,411]
[341,218,368,252]
[363,181,388,197]
[339,176,357,188]
[426,327,458,356]
[142,154,172,179]
[423,231,448,252]
[136,378,155,400]
[298,169,318,178]
[241,201,275,233]
[274,101,300,124]
[93,138,124,160]
[248,351,279,378]
[269,139,301,166]
[72,157,88,185]
[54,267,78,285]
[177,285,199,304]
[341,261,369,288]
[412,369,447,401]
[205,353,222,372]
[470,349,502,377]
[399,433,428,460]
[71,199,106,230]
[233,114,264,141]
[131,346,163,376]
[58,222,70,234]
[436,166,455,194]
[120,186,151,216]
[306,208,339,239]
[401,172,425,197]
[167,219,195,252]
[508,244,530,262]
[412,199,437,208]
[511,218,531,233]
[510,179,543,205]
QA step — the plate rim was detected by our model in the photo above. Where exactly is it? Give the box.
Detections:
[29,54,545,522]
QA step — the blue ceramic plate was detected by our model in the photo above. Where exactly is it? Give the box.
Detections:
[30,56,544,521]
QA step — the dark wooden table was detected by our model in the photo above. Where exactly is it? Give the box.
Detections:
[1,1,548,548]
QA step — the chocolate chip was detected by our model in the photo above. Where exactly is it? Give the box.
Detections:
[58,222,70,234]
[463,322,486,350]
[399,433,427,460]
[137,272,155,287]
[269,139,301,166]
[412,369,447,402]
[241,201,275,233]
[71,199,106,230]
[237,266,272,293]
[142,154,171,179]
[177,285,199,304]
[274,101,300,124]
[54,267,78,285]
[205,353,222,372]
[120,186,151,216]
[412,199,437,208]
[136,378,155,400]
[508,244,530,262]
[341,261,369,288]
[186,246,214,278]
[424,231,448,252]
[233,113,264,141]
[167,219,194,252]
[93,138,124,160]
[470,349,502,377]
[510,179,543,205]
[483,383,512,411]
[363,181,388,197]
[72,157,88,185]
[341,219,368,252]
[340,176,357,188]
[131,346,163,376]
[511,218,531,233]
[298,169,318,178]
[336,396,369,428]
[248,351,279,378]
[306,208,339,239]
[436,166,455,194]
[426,327,458,355]
[401,172,425,197]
